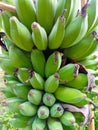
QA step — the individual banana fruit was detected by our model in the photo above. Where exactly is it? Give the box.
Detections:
[31,22,48,50]
[45,51,62,78]
[29,71,44,90]
[48,14,66,49]
[54,85,87,105]
[48,117,63,130]
[31,49,45,77]
[36,0,55,33]
[28,89,43,105]
[50,103,64,118]
[19,101,37,116]
[66,73,88,90]
[12,83,31,100]
[15,0,36,31]
[10,16,34,51]
[59,63,79,84]
[61,8,88,48]
[43,93,56,107]
[32,116,46,130]
[64,32,98,61]
[44,73,59,93]
[9,45,32,68]
[37,105,49,119]
[60,111,76,127]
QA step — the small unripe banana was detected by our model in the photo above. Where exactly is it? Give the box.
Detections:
[15,0,36,31]
[43,93,56,107]
[45,51,62,78]
[50,103,64,118]
[31,49,45,77]
[48,117,63,130]
[59,64,79,84]
[48,15,66,49]
[31,22,48,50]
[28,89,43,105]
[54,85,87,105]
[37,105,49,119]
[44,73,59,93]
[32,116,46,130]
[30,71,44,90]
[19,101,37,116]
[10,16,34,51]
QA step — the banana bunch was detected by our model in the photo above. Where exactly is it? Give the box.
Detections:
[0,0,98,130]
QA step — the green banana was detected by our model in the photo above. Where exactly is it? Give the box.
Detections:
[30,71,44,90]
[6,97,24,113]
[48,117,63,130]
[64,32,98,61]
[31,49,45,77]
[31,22,48,50]
[50,103,64,118]
[3,37,13,50]
[59,64,79,84]
[4,74,18,82]
[19,101,37,116]
[0,55,15,74]
[3,89,16,98]
[37,105,49,119]
[44,73,59,93]
[60,111,76,127]
[43,93,56,107]
[28,89,43,105]
[49,14,65,49]
[54,85,87,105]
[87,0,98,34]
[12,83,31,100]
[36,0,55,34]
[10,16,34,51]
[45,51,62,78]
[61,8,88,48]
[66,73,88,90]
[64,0,81,26]
[19,125,32,130]
[9,45,32,68]
[54,0,66,21]
[10,114,32,128]
[16,68,31,85]
[32,116,46,130]
[15,0,36,31]
[1,11,11,39]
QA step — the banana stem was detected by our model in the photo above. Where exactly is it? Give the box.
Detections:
[0,2,16,13]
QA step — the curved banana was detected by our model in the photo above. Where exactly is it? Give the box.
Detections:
[48,15,66,49]
[10,16,34,51]
[28,89,43,105]
[36,0,55,34]
[9,45,32,68]
[60,111,76,127]
[31,22,48,50]
[61,8,88,48]
[59,63,80,84]
[31,49,45,77]
[15,0,36,31]
[54,85,87,105]
[44,73,59,93]
[45,51,62,78]
[37,105,49,119]
[43,93,56,107]
[64,32,98,61]
[12,83,31,100]
[66,73,88,90]
[29,71,44,90]
[48,117,63,130]
[32,116,46,130]
[19,101,37,116]
[50,103,64,118]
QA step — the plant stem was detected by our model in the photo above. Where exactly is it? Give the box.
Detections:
[0,2,16,13]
